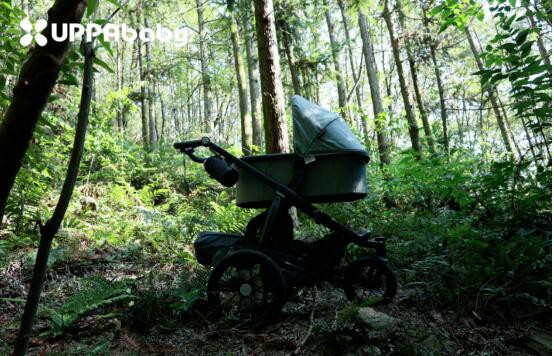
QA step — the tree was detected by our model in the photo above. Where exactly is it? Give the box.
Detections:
[240,0,264,148]
[325,3,348,118]
[0,0,88,225]
[137,37,149,147]
[143,2,157,146]
[396,0,435,154]
[253,0,290,153]
[358,12,390,165]
[14,40,95,356]
[275,2,303,97]
[423,6,449,155]
[382,0,422,156]
[465,25,514,157]
[337,0,370,146]
[196,0,215,136]
[229,9,253,154]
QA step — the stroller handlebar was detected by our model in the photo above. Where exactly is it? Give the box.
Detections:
[173,137,211,151]
[174,137,212,162]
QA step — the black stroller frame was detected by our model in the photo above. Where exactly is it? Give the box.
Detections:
[175,137,397,328]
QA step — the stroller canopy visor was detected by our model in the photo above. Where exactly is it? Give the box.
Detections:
[292,95,369,161]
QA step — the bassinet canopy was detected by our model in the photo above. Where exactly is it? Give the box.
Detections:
[292,95,369,161]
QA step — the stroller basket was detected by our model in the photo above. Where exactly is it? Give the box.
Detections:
[194,232,242,265]
[235,152,368,208]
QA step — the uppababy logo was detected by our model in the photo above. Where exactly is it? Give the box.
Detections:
[19,18,188,47]
[20,19,48,47]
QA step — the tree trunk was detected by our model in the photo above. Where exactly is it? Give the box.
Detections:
[115,40,124,131]
[158,83,166,141]
[137,39,149,147]
[143,10,157,146]
[464,26,514,157]
[358,12,390,165]
[338,0,369,146]
[13,40,94,356]
[196,0,215,136]
[242,3,264,149]
[253,0,290,153]
[0,0,88,225]
[325,5,348,118]
[280,20,302,95]
[396,0,435,153]
[428,38,449,155]
[230,14,253,154]
[383,0,422,156]
[525,4,550,66]
[408,59,435,153]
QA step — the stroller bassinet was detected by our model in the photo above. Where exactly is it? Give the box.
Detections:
[236,95,369,208]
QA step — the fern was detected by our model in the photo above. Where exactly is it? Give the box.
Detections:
[47,276,134,335]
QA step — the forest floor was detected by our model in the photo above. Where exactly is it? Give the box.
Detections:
[0,241,551,356]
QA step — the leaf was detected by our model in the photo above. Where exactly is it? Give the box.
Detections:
[93,57,114,73]
[87,0,99,17]
[429,5,444,17]
[97,35,114,57]
[515,29,530,45]
[60,72,79,86]
[105,0,123,8]
[520,41,533,57]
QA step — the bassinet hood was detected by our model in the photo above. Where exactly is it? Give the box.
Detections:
[292,95,369,161]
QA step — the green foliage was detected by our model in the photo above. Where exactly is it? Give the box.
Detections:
[298,151,550,316]
[46,276,134,336]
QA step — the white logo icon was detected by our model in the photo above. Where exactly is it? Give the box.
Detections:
[20,18,48,47]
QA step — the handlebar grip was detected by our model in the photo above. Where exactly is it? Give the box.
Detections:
[173,137,211,151]
[173,140,203,151]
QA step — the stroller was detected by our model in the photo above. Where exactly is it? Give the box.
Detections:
[174,95,397,328]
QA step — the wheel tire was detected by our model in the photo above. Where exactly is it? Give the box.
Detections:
[343,257,397,305]
[207,249,286,329]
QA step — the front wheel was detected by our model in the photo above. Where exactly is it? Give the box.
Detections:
[343,257,397,305]
[207,249,286,329]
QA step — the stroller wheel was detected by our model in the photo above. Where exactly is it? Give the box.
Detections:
[343,257,397,305]
[207,249,286,329]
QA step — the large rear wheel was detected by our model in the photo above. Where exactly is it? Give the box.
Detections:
[343,257,397,305]
[207,249,286,328]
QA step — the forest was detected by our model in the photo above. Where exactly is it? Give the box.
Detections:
[0,0,551,354]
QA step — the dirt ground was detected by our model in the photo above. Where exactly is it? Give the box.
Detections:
[0,249,551,355]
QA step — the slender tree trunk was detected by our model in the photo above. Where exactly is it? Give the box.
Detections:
[358,12,390,165]
[464,25,514,157]
[13,40,94,356]
[325,5,348,118]
[115,40,124,131]
[253,0,290,153]
[158,83,166,141]
[408,59,435,153]
[196,0,215,136]
[280,20,302,95]
[423,8,449,154]
[242,3,264,149]
[0,0,88,225]
[143,10,156,146]
[137,39,149,147]
[338,0,369,146]
[383,0,422,156]
[396,0,435,153]
[428,38,449,155]
[525,4,550,66]
[230,14,253,154]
